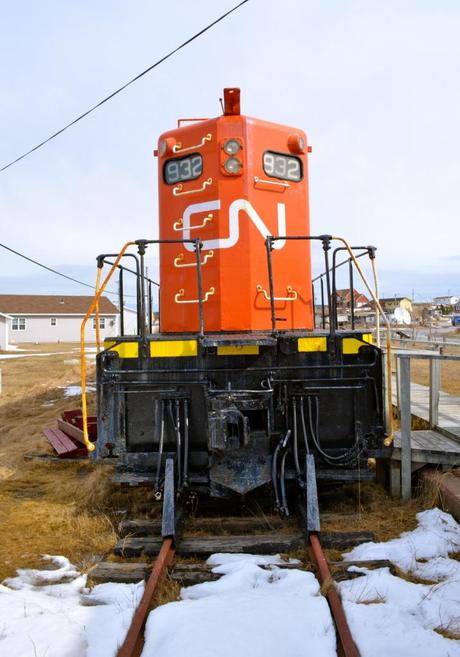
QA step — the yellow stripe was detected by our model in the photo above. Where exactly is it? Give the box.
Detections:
[150,340,198,358]
[217,345,260,356]
[298,337,327,352]
[342,335,373,354]
[104,340,139,358]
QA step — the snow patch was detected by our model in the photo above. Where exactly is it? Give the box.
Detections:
[62,385,96,396]
[344,508,460,572]
[0,555,144,657]
[340,508,460,656]
[142,554,336,657]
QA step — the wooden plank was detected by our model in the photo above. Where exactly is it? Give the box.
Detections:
[115,534,306,558]
[392,429,460,466]
[43,428,85,457]
[114,531,375,558]
[89,556,391,586]
[57,418,86,445]
[321,531,375,550]
[119,516,286,538]
[89,562,152,584]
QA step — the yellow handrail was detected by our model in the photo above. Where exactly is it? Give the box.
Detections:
[370,257,380,349]
[95,267,102,354]
[332,236,394,446]
[80,241,136,452]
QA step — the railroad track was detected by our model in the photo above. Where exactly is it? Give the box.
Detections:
[88,512,387,657]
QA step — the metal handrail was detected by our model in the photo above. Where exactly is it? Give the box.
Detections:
[266,234,394,446]
[80,241,136,452]
[332,235,394,446]
[81,238,209,451]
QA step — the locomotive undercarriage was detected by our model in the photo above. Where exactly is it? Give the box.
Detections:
[96,329,388,510]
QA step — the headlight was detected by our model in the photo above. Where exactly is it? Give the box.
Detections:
[287,134,305,154]
[159,137,177,157]
[224,157,242,174]
[223,139,241,155]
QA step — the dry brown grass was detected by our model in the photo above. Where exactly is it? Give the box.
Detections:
[0,345,126,580]
[154,575,181,605]
[319,482,424,543]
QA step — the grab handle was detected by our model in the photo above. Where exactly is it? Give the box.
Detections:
[175,286,215,304]
[173,133,212,154]
[256,284,297,301]
[173,214,213,231]
[174,251,214,268]
[173,178,212,197]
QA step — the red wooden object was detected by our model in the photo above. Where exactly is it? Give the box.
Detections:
[43,428,87,458]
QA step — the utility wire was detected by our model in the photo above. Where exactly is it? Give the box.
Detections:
[0,0,250,173]
[0,241,125,298]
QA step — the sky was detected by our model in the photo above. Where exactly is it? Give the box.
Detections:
[1,0,459,301]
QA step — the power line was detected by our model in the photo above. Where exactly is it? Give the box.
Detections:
[0,0,250,173]
[0,241,120,297]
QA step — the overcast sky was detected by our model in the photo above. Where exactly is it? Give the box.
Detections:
[1,0,459,301]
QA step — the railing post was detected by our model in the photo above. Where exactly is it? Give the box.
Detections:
[382,351,390,433]
[265,237,276,334]
[395,354,401,419]
[399,355,412,500]
[194,239,204,337]
[429,356,441,429]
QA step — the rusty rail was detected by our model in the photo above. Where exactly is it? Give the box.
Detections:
[309,532,360,657]
[117,537,175,657]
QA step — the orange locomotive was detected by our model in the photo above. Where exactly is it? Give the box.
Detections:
[94,88,389,520]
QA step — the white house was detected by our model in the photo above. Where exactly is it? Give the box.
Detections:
[0,312,12,350]
[433,295,459,306]
[0,295,120,344]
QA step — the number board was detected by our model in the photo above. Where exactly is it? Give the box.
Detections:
[164,153,203,185]
[263,151,302,182]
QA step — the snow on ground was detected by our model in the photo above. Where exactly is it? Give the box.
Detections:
[1,509,459,657]
[0,555,144,657]
[142,553,336,657]
[0,351,70,360]
[340,508,460,656]
[62,384,96,396]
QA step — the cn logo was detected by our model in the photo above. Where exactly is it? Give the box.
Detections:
[182,199,286,252]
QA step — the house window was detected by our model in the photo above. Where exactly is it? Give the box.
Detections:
[50,317,57,326]
[12,317,26,331]
[92,317,106,329]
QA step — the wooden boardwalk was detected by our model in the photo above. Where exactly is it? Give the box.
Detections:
[390,371,460,496]
[392,377,460,440]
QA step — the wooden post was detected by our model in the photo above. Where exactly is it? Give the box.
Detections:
[429,357,441,429]
[395,354,401,419]
[399,355,412,500]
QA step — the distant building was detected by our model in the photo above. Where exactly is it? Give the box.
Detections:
[0,295,119,344]
[378,297,413,313]
[433,295,459,306]
[335,289,370,309]
[0,312,13,350]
